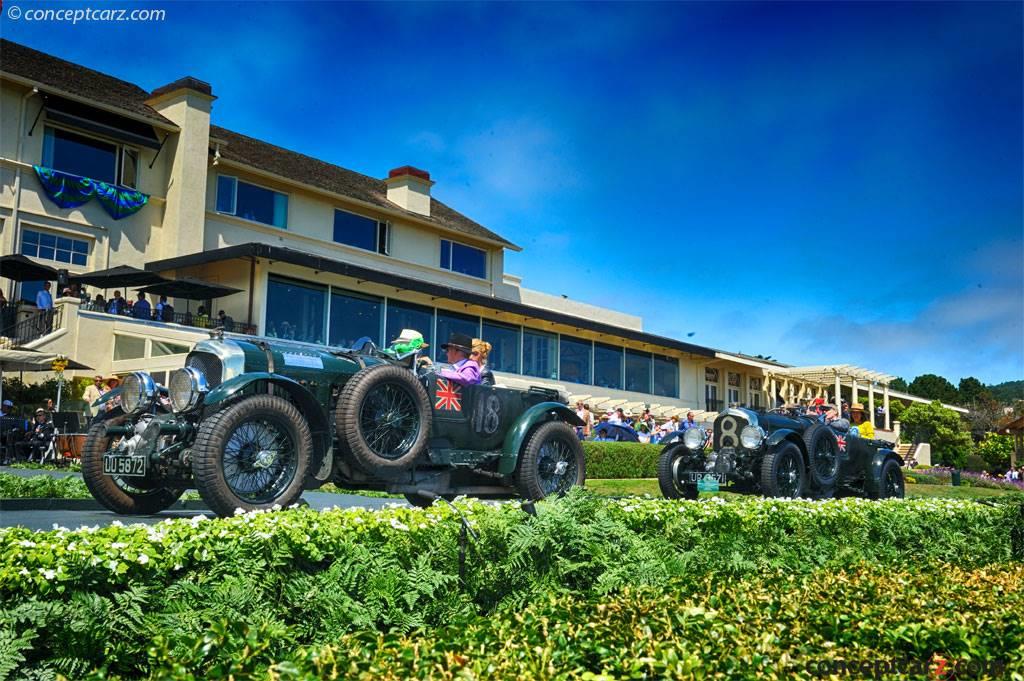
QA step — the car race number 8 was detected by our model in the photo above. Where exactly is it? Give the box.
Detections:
[719,416,740,448]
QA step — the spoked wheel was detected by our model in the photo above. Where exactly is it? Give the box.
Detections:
[336,365,431,472]
[193,395,311,516]
[760,443,806,498]
[81,420,184,515]
[515,421,586,500]
[803,424,840,491]
[657,443,702,500]
[867,458,906,499]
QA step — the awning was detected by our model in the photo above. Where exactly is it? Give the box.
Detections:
[70,265,167,288]
[136,276,242,301]
[42,94,162,150]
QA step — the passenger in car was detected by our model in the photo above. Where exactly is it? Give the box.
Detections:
[436,332,481,385]
[849,403,875,439]
[472,339,494,385]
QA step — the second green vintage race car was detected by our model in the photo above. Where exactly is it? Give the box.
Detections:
[82,332,585,517]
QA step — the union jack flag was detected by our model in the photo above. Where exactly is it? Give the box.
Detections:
[835,435,847,451]
[435,378,462,412]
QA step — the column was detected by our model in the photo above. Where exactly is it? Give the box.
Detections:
[770,378,777,407]
[868,383,876,427]
[883,384,891,430]
[851,379,858,406]
[834,373,841,411]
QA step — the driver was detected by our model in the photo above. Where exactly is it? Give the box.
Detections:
[435,332,481,385]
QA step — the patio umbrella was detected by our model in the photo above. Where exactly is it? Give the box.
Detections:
[0,254,58,282]
[69,265,167,288]
[0,348,92,410]
[135,276,241,301]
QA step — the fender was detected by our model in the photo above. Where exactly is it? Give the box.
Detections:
[766,428,804,453]
[868,449,904,481]
[498,402,583,475]
[92,386,121,410]
[204,372,332,478]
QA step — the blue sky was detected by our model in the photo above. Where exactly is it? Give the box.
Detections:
[5,1,1022,385]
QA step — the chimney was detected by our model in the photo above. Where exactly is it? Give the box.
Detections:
[385,165,433,217]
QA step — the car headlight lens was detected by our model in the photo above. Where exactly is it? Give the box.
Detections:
[683,427,706,450]
[740,425,766,449]
[120,372,156,415]
[169,367,209,413]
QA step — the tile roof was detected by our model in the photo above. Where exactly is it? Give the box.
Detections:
[0,39,175,127]
[210,126,518,249]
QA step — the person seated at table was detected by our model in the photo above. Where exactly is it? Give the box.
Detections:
[132,292,152,319]
[194,305,209,328]
[106,291,128,315]
[435,332,480,385]
[849,403,875,439]
[16,408,54,462]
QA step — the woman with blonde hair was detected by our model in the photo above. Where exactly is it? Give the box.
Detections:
[471,339,492,367]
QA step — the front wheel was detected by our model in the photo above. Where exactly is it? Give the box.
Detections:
[657,443,701,500]
[759,442,806,498]
[192,395,312,517]
[81,420,184,514]
[515,421,586,500]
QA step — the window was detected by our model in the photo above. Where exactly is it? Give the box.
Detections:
[17,282,46,306]
[705,367,720,383]
[328,289,382,348]
[334,209,389,255]
[216,175,288,228]
[559,336,592,385]
[113,335,146,361]
[265,276,326,343]
[483,321,520,374]
[705,384,719,406]
[385,300,434,350]
[593,343,623,390]
[440,239,487,279]
[42,126,137,187]
[653,355,679,398]
[728,372,742,388]
[150,340,190,357]
[625,350,652,394]
[434,310,480,362]
[523,329,557,379]
[749,378,763,408]
[728,388,740,405]
[21,230,89,267]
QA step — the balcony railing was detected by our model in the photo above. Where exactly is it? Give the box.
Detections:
[0,304,63,346]
[79,303,257,335]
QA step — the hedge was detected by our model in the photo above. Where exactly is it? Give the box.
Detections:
[583,440,663,478]
[2,492,1022,677]
[0,472,92,499]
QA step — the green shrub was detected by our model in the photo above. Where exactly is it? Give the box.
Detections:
[582,441,662,478]
[964,454,987,472]
[0,472,91,499]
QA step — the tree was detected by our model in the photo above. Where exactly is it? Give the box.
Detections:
[890,377,909,392]
[976,433,1014,472]
[899,400,973,468]
[958,377,991,407]
[907,374,960,405]
[888,398,908,422]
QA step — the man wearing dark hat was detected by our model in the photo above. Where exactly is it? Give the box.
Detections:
[436,332,481,385]
[17,408,54,462]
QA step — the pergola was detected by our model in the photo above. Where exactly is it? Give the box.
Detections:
[766,364,898,429]
[1000,415,1024,469]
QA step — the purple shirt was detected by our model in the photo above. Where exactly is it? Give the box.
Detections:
[437,358,481,385]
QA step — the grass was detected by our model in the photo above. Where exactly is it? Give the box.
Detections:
[584,477,1024,500]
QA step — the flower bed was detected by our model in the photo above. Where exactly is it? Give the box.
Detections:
[1,492,1021,678]
[913,466,1024,491]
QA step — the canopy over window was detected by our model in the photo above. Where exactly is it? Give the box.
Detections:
[41,94,161,150]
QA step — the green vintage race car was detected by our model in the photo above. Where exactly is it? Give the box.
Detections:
[83,333,585,517]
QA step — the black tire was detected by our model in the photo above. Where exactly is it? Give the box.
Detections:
[81,420,184,515]
[657,443,701,500]
[336,365,432,472]
[515,421,586,500]
[760,442,806,498]
[192,395,312,516]
[867,458,905,499]
[803,424,840,489]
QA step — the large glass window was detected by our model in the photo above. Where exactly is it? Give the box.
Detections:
[22,230,89,267]
[652,355,679,398]
[434,310,480,362]
[593,343,622,389]
[113,335,146,361]
[482,321,520,374]
[386,300,434,349]
[523,329,557,379]
[440,239,487,279]
[559,336,592,385]
[329,289,382,348]
[43,126,117,184]
[334,209,389,254]
[624,350,652,394]
[216,175,288,228]
[265,276,326,343]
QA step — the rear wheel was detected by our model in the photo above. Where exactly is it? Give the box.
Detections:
[867,458,905,499]
[515,421,586,500]
[192,395,311,516]
[760,442,806,498]
[81,420,184,515]
[657,443,701,500]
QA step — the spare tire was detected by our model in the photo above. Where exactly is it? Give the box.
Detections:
[335,364,432,472]
[802,423,840,489]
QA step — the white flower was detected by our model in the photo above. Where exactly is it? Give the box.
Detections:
[111,542,127,550]
[234,508,246,516]
[111,520,123,527]
[40,568,56,580]
[271,504,282,511]
[19,568,29,576]
[137,554,150,565]
[389,518,409,532]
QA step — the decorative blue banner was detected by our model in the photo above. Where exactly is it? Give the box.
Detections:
[33,165,149,220]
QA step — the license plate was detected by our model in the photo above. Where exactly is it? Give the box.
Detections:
[686,472,726,484]
[103,454,147,477]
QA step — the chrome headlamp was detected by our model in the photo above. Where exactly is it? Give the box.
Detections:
[740,425,766,449]
[120,372,157,415]
[683,427,707,451]
[169,367,209,413]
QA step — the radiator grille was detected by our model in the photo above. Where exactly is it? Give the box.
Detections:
[713,413,748,450]
[185,352,223,389]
